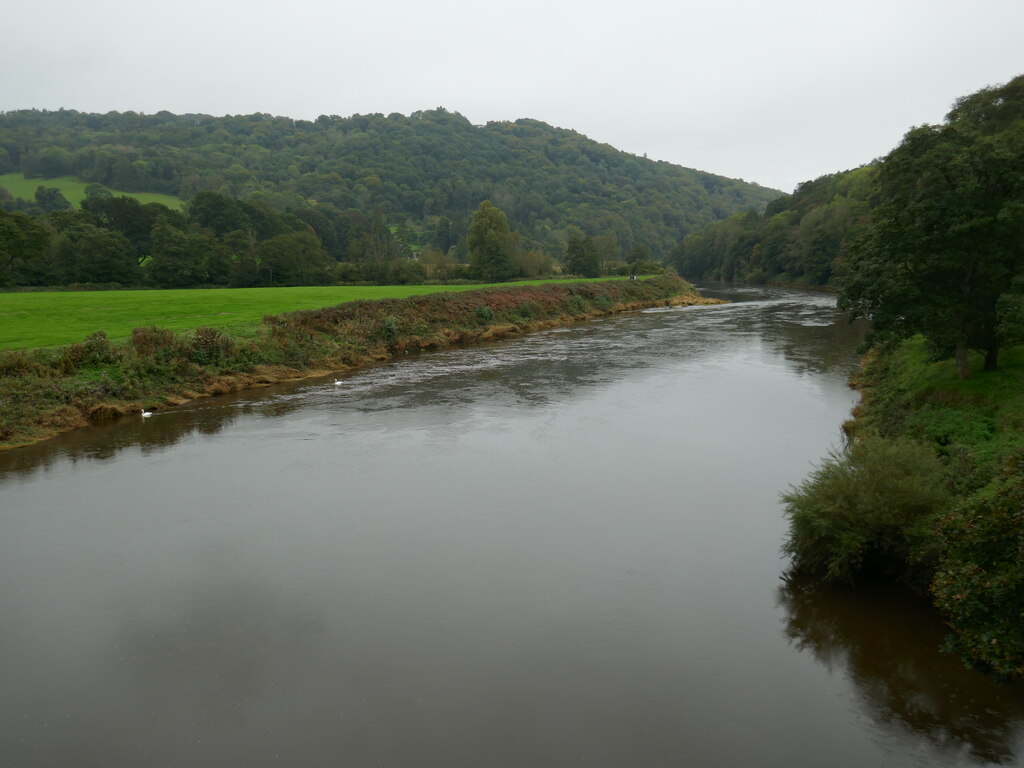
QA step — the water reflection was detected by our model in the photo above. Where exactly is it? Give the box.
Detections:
[779,574,1024,765]
[694,284,869,378]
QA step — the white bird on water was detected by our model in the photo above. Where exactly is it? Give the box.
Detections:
[140,408,153,417]
[334,379,343,386]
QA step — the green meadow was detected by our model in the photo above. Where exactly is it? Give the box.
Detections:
[0,173,184,209]
[0,280,624,350]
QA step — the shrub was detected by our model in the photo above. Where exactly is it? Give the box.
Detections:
[782,434,950,583]
[67,330,122,367]
[0,350,45,377]
[932,452,1024,678]
[187,327,235,365]
[474,305,495,324]
[515,301,541,320]
[130,326,176,357]
[565,295,587,315]
[381,317,399,341]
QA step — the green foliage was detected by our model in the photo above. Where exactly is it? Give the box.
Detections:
[187,327,235,365]
[566,234,600,277]
[996,275,1024,346]
[0,109,777,282]
[851,337,1024,492]
[932,452,1024,678]
[147,217,228,287]
[0,208,50,286]
[130,326,175,357]
[515,301,542,320]
[840,74,1024,378]
[33,186,72,212]
[565,295,587,315]
[53,218,138,285]
[68,330,122,367]
[782,435,950,583]
[467,200,518,282]
[256,230,331,286]
[673,166,874,285]
[792,334,1024,677]
[380,317,400,342]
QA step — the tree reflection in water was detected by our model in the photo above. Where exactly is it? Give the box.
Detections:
[778,573,1024,765]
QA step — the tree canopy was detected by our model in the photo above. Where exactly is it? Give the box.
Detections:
[839,74,1024,377]
[671,165,875,285]
[467,201,518,282]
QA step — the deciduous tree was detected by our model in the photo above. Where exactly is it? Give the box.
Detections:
[468,200,517,282]
[840,75,1024,378]
[566,234,600,277]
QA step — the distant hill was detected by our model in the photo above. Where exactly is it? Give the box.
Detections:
[671,165,876,285]
[0,108,779,261]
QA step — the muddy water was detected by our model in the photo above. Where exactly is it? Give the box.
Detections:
[1,286,1022,767]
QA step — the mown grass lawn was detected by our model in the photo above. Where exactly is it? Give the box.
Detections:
[0,173,184,209]
[0,280,623,350]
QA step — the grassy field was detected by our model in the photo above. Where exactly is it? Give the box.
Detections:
[0,281,627,350]
[0,173,184,209]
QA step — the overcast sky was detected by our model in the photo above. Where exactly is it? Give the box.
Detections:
[3,0,1022,193]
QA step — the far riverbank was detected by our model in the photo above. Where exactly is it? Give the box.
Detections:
[0,276,719,450]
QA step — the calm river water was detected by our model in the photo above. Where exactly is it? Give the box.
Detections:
[2,285,1023,767]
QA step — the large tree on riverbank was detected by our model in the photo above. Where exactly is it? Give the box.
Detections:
[839,75,1024,378]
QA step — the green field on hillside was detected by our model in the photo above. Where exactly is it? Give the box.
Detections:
[0,280,623,350]
[0,173,184,209]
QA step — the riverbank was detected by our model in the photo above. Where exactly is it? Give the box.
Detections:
[0,279,637,350]
[783,337,1024,678]
[0,276,718,450]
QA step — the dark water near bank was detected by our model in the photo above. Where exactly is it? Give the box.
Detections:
[2,286,1022,767]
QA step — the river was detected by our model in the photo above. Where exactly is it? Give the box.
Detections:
[1,285,1022,767]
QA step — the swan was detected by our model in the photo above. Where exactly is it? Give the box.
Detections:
[140,408,153,417]
[334,379,343,386]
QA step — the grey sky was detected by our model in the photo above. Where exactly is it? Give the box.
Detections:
[3,0,1022,193]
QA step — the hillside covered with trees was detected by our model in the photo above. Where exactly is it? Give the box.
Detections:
[671,164,876,285]
[0,108,779,288]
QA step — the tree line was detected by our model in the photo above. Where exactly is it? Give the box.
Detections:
[0,107,778,274]
[671,164,876,285]
[0,186,671,288]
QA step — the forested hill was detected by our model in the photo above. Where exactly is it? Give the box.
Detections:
[671,164,876,286]
[0,108,779,261]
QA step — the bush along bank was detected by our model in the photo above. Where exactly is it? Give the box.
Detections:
[783,337,1024,679]
[0,276,716,450]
